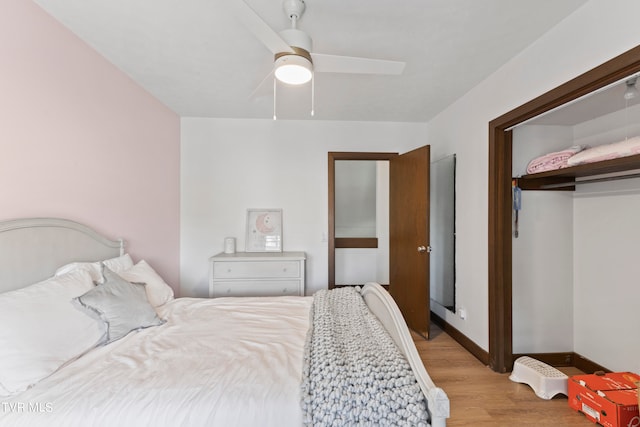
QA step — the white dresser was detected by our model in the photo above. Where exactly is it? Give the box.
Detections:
[209,251,306,297]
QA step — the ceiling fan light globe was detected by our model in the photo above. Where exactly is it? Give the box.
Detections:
[274,55,313,85]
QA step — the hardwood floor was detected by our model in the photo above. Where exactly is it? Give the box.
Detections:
[413,325,594,426]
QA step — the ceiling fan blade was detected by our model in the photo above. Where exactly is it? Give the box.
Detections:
[249,69,274,99]
[228,0,294,55]
[311,53,405,75]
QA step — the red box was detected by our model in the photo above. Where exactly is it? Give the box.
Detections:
[568,372,640,427]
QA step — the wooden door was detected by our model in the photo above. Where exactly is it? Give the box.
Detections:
[389,145,431,338]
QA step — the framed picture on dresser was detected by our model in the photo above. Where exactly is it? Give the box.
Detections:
[245,208,283,252]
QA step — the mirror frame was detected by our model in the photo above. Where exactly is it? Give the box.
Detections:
[430,153,457,313]
[328,152,398,288]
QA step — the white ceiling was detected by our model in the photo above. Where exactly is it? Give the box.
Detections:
[33,0,589,122]
[524,75,640,126]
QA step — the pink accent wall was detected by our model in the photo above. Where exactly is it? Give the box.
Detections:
[0,1,181,292]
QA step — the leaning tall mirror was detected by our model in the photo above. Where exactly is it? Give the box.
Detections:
[430,154,456,312]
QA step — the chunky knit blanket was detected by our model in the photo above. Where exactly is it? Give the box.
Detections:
[301,287,429,426]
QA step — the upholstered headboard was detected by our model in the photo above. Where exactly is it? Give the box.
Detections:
[0,218,124,293]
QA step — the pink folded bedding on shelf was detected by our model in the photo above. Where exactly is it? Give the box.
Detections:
[566,136,640,167]
[526,145,585,174]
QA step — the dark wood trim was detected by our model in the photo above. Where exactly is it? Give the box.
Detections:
[491,45,640,131]
[512,352,610,374]
[431,314,610,374]
[335,237,378,248]
[516,176,576,191]
[573,353,611,374]
[328,153,336,288]
[328,152,398,289]
[488,127,513,373]
[512,352,574,367]
[430,308,612,373]
[488,45,640,373]
[431,312,490,366]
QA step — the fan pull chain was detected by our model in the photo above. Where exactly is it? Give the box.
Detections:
[311,73,315,117]
[273,77,277,120]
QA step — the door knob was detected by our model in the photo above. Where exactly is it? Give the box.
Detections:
[417,245,432,253]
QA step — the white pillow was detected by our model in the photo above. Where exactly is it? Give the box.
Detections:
[55,254,134,283]
[0,270,104,396]
[74,267,165,344]
[118,260,174,308]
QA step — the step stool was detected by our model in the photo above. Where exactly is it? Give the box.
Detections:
[509,356,568,400]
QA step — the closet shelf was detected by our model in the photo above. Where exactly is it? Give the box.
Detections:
[515,153,640,191]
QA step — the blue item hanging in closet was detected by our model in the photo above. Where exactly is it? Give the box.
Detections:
[513,181,522,238]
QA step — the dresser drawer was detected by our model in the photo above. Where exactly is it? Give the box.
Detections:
[211,280,301,297]
[212,261,300,279]
[209,252,306,297]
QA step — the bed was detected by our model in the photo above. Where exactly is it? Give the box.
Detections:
[0,217,449,426]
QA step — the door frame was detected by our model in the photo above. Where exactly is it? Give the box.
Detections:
[488,45,640,373]
[328,152,398,288]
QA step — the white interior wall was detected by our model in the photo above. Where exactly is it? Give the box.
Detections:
[335,160,377,237]
[180,118,426,297]
[573,179,640,372]
[426,0,640,351]
[573,102,640,146]
[335,161,390,285]
[335,249,383,284]
[571,105,640,372]
[512,125,575,353]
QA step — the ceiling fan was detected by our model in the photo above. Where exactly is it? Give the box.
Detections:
[229,0,406,116]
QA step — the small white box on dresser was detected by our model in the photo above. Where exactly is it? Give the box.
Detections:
[209,251,306,297]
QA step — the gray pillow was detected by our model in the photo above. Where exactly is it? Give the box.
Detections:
[74,265,165,344]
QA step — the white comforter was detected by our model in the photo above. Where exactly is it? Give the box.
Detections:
[0,296,313,427]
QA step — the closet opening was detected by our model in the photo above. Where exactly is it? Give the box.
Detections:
[487,44,640,373]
